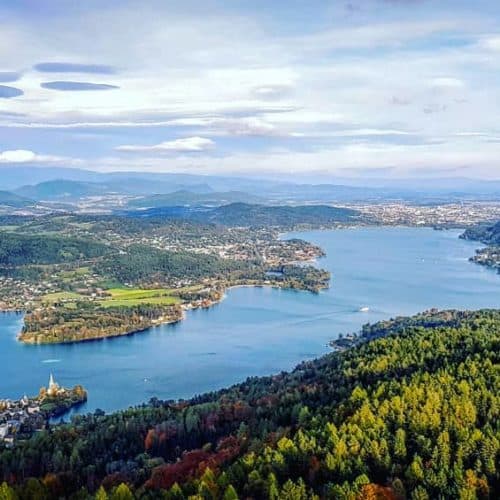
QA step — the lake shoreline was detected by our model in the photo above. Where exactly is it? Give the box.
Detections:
[1,226,498,414]
[7,276,329,346]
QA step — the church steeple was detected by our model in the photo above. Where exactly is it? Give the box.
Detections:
[48,373,59,396]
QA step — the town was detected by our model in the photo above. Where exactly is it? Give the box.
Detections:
[0,374,87,447]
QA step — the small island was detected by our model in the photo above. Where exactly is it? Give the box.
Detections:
[0,374,87,447]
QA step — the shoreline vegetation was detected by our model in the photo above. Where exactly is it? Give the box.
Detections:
[1,308,498,498]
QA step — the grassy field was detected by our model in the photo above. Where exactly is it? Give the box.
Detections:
[98,296,180,307]
[98,288,181,308]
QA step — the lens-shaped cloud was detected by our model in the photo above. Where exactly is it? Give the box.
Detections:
[116,137,215,153]
[34,62,116,74]
[41,81,119,91]
[0,72,21,83]
[0,85,23,98]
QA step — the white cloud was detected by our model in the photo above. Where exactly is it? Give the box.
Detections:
[478,35,500,51]
[116,136,215,153]
[213,117,279,136]
[251,84,293,100]
[299,128,412,138]
[0,149,69,163]
[429,77,465,89]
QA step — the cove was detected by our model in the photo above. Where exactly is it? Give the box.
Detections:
[1,227,499,417]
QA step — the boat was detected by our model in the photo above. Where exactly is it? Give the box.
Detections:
[359,307,370,312]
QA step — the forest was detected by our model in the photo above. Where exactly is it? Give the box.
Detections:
[0,308,498,499]
[0,233,109,266]
[94,246,252,284]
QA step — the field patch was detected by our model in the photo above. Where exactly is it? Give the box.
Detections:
[99,288,181,308]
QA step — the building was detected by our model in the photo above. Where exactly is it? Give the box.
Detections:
[47,373,60,397]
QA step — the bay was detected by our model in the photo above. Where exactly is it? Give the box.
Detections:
[0,227,498,416]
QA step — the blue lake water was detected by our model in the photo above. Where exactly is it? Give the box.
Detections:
[0,227,499,416]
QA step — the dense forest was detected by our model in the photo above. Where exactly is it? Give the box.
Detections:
[95,246,253,284]
[0,233,109,266]
[1,309,498,499]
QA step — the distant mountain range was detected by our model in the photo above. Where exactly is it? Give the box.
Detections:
[0,166,499,206]
[15,180,109,200]
[13,178,217,201]
[127,190,265,208]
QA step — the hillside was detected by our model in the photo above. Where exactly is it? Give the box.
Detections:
[462,221,500,246]
[1,309,498,499]
[0,232,110,266]
[16,180,110,200]
[0,190,33,208]
[128,190,264,208]
[128,202,362,228]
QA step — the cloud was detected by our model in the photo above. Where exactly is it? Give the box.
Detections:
[41,81,119,91]
[166,116,285,137]
[0,72,21,82]
[390,96,411,106]
[423,103,447,114]
[34,62,116,74]
[0,85,23,98]
[0,149,67,163]
[251,84,293,100]
[429,77,465,89]
[314,128,412,137]
[217,117,279,136]
[116,137,215,153]
[0,1,499,179]
[477,35,500,51]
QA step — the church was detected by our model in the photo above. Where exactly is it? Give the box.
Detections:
[47,373,61,397]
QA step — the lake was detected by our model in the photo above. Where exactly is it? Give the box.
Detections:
[1,227,499,416]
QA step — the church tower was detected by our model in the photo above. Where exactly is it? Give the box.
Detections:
[48,373,59,396]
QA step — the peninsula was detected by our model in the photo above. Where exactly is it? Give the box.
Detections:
[0,374,87,447]
[0,213,331,344]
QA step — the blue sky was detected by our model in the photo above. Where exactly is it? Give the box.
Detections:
[0,0,499,179]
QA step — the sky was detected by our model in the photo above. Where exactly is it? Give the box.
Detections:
[0,0,499,180]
